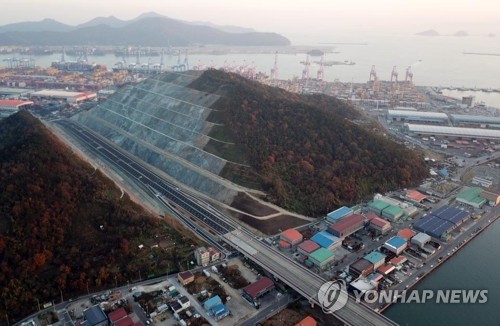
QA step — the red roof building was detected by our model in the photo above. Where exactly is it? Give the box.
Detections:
[369,217,392,235]
[280,228,303,245]
[377,264,396,275]
[329,214,366,238]
[398,228,416,240]
[364,212,380,221]
[114,317,133,326]
[0,99,33,109]
[405,189,427,203]
[108,308,127,323]
[243,277,275,300]
[390,256,407,266]
[297,240,321,256]
[295,316,317,326]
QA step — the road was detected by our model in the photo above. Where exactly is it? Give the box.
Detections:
[54,119,397,326]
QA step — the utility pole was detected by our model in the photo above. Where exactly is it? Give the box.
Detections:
[86,280,90,295]
[60,288,63,303]
[36,297,41,311]
[5,313,9,326]
[139,270,142,281]
[114,275,117,288]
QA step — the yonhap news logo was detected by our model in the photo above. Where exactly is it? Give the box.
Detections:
[317,280,349,313]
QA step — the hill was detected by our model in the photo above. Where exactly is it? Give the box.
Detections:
[0,111,200,322]
[189,70,429,215]
[0,18,73,33]
[0,16,290,46]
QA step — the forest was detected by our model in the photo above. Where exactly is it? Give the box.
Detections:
[190,70,429,216]
[0,111,198,323]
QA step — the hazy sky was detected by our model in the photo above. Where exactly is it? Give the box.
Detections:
[3,0,500,41]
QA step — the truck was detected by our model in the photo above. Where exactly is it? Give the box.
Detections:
[211,266,218,274]
[203,269,211,277]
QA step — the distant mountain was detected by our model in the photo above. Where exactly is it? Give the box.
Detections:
[76,15,127,29]
[0,18,73,33]
[0,16,290,46]
[416,29,440,36]
[189,21,257,33]
[453,30,468,37]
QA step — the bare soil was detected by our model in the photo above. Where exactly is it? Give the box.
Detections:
[235,213,309,235]
[231,192,278,217]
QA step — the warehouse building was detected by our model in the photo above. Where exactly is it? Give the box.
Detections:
[390,256,407,267]
[431,205,470,226]
[295,316,317,326]
[311,231,341,250]
[411,232,431,248]
[30,89,97,103]
[381,205,404,222]
[398,228,416,240]
[367,200,390,216]
[306,248,335,270]
[349,258,374,277]
[405,189,427,203]
[83,306,109,326]
[414,214,456,239]
[387,110,449,125]
[297,240,321,257]
[383,236,408,255]
[377,264,396,276]
[472,176,493,188]
[450,114,500,129]
[243,277,274,302]
[481,191,500,206]
[326,206,353,224]
[328,214,366,238]
[280,228,303,246]
[364,251,386,270]
[0,99,34,118]
[368,217,392,235]
[349,278,378,295]
[405,124,500,141]
[456,188,487,208]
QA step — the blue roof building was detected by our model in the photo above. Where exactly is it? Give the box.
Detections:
[210,304,230,321]
[203,295,222,311]
[383,236,408,255]
[83,306,108,326]
[327,206,353,223]
[364,251,386,269]
[311,231,341,250]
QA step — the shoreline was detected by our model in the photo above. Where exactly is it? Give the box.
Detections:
[380,214,499,313]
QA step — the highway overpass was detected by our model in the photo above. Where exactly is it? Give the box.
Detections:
[55,119,398,326]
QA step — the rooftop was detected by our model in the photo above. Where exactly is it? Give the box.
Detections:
[457,188,487,206]
[311,231,340,248]
[405,189,427,202]
[390,256,407,265]
[450,114,500,124]
[370,217,391,228]
[385,236,407,249]
[327,206,353,220]
[329,214,365,233]
[298,240,321,253]
[350,258,373,271]
[178,271,194,280]
[405,124,500,140]
[83,306,107,326]
[377,264,396,275]
[364,251,386,264]
[481,191,500,202]
[388,110,448,119]
[368,200,390,211]
[0,99,33,108]
[382,205,404,216]
[243,277,274,299]
[309,247,334,263]
[108,308,127,322]
[398,228,416,240]
[412,232,431,243]
[115,317,134,326]
[280,228,303,243]
[295,316,317,326]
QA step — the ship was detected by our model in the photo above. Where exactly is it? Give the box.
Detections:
[51,59,97,72]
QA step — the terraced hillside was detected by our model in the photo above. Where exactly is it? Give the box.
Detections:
[74,70,427,223]
[74,72,245,204]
